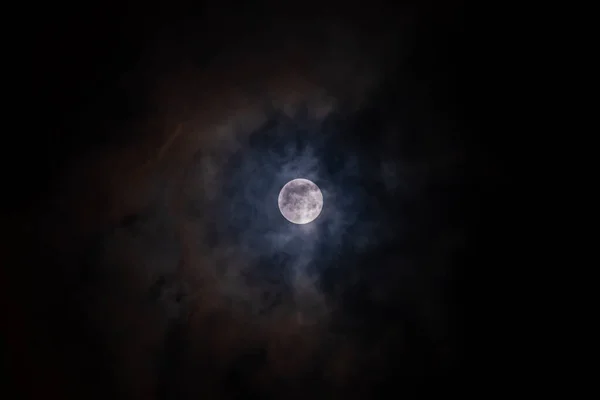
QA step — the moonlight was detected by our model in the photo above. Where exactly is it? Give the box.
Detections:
[278,178,323,224]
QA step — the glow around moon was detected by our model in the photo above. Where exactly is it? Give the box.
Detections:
[278,178,323,224]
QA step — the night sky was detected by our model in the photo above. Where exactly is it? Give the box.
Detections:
[4,1,509,398]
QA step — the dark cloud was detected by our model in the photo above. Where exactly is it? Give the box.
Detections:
[4,2,505,399]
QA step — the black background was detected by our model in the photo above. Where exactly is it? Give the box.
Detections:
[4,1,511,398]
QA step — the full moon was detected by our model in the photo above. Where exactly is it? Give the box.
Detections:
[278,178,323,224]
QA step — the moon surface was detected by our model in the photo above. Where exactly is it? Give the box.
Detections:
[278,179,323,224]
